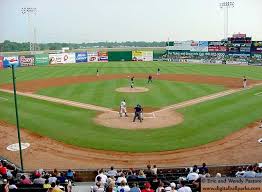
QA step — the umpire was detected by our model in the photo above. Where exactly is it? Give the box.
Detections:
[133,104,143,122]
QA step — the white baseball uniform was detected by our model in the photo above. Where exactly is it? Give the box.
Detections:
[120,101,127,116]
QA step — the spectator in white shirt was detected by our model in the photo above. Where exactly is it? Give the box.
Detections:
[117,173,127,185]
[151,165,158,175]
[178,180,192,192]
[255,167,262,178]
[118,180,130,192]
[95,169,108,184]
[186,168,199,181]
[107,166,118,177]
[235,167,245,177]
[243,166,256,178]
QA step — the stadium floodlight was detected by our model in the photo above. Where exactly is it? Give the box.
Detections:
[219,1,235,39]
[21,7,37,52]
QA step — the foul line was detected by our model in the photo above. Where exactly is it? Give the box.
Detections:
[0,97,8,101]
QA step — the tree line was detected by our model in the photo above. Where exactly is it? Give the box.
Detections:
[0,40,166,52]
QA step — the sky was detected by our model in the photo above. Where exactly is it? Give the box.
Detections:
[0,0,262,43]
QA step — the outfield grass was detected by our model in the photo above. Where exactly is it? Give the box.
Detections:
[1,62,262,152]
[37,79,225,108]
[1,62,262,85]
[1,85,262,152]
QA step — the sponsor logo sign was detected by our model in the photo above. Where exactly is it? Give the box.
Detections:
[88,52,99,62]
[19,55,35,67]
[132,51,143,61]
[63,53,76,63]
[142,51,153,61]
[251,41,262,53]
[0,56,3,69]
[3,56,20,68]
[98,51,108,62]
[49,54,63,64]
[35,54,49,65]
[75,52,88,63]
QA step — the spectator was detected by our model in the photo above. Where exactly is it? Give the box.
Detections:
[186,167,199,181]
[49,173,58,184]
[130,183,141,192]
[199,163,208,174]
[177,179,192,192]
[66,169,75,181]
[118,180,130,192]
[106,180,116,192]
[65,179,73,192]
[141,182,154,192]
[156,181,165,192]
[235,167,245,177]
[215,173,221,178]
[33,174,46,184]
[0,162,8,179]
[96,169,108,184]
[107,166,118,177]
[53,168,58,177]
[151,175,160,190]
[243,166,256,178]
[127,170,137,181]
[151,165,158,175]
[255,167,262,178]
[57,172,66,183]
[165,182,177,192]
[20,175,32,184]
[43,179,51,189]
[144,165,152,177]
[116,173,127,184]
[2,179,9,192]
[138,170,146,179]
[8,179,17,190]
[49,182,62,192]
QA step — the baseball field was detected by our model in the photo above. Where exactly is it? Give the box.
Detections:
[0,62,262,169]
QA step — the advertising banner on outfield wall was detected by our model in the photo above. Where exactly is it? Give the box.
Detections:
[251,41,262,53]
[0,56,3,69]
[49,54,63,64]
[166,41,192,51]
[3,56,20,68]
[142,51,153,61]
[208,41,227,52]
[190,41,209,52]
[63,53,76,64]
[35,54,49,65]
[98,51,108,62]
[75,52,88,63]
[19,55,35,67]
[132,51,143,61]
[88,52,99,62]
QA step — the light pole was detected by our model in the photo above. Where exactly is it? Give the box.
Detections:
[219,1,235,39]
[10,64,24,171]
[21,7,37,52]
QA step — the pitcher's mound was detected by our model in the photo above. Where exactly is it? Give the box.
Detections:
[94,110,184,130]
[116,87,149,93]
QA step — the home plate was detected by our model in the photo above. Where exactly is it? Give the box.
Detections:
[6,143,30,151]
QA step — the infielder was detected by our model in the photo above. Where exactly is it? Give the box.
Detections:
[119,99,128,117]
[243,76,247,88]
[148,75,153,83]
[96,69,99,76]
[130,76,134,88]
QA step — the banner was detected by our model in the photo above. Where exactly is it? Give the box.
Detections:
[208,41,227,52]
[132,51,143,61]
[63,53,75,64]
[19,55,35,67]
[142,51,153,61]
[167,41,192,51]
[49,54,63,64]
[0,56,3,69]
[251,41,262,53]
[3,56,20,68]
[75,52,88,63]
[88,52,98,62]
[98,51,108,62]
[190,41,209,52]
[35,54,49,66]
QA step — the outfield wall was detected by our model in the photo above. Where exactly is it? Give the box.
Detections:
[0,50,154,68]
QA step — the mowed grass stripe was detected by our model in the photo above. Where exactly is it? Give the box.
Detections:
[37,79,225,108]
